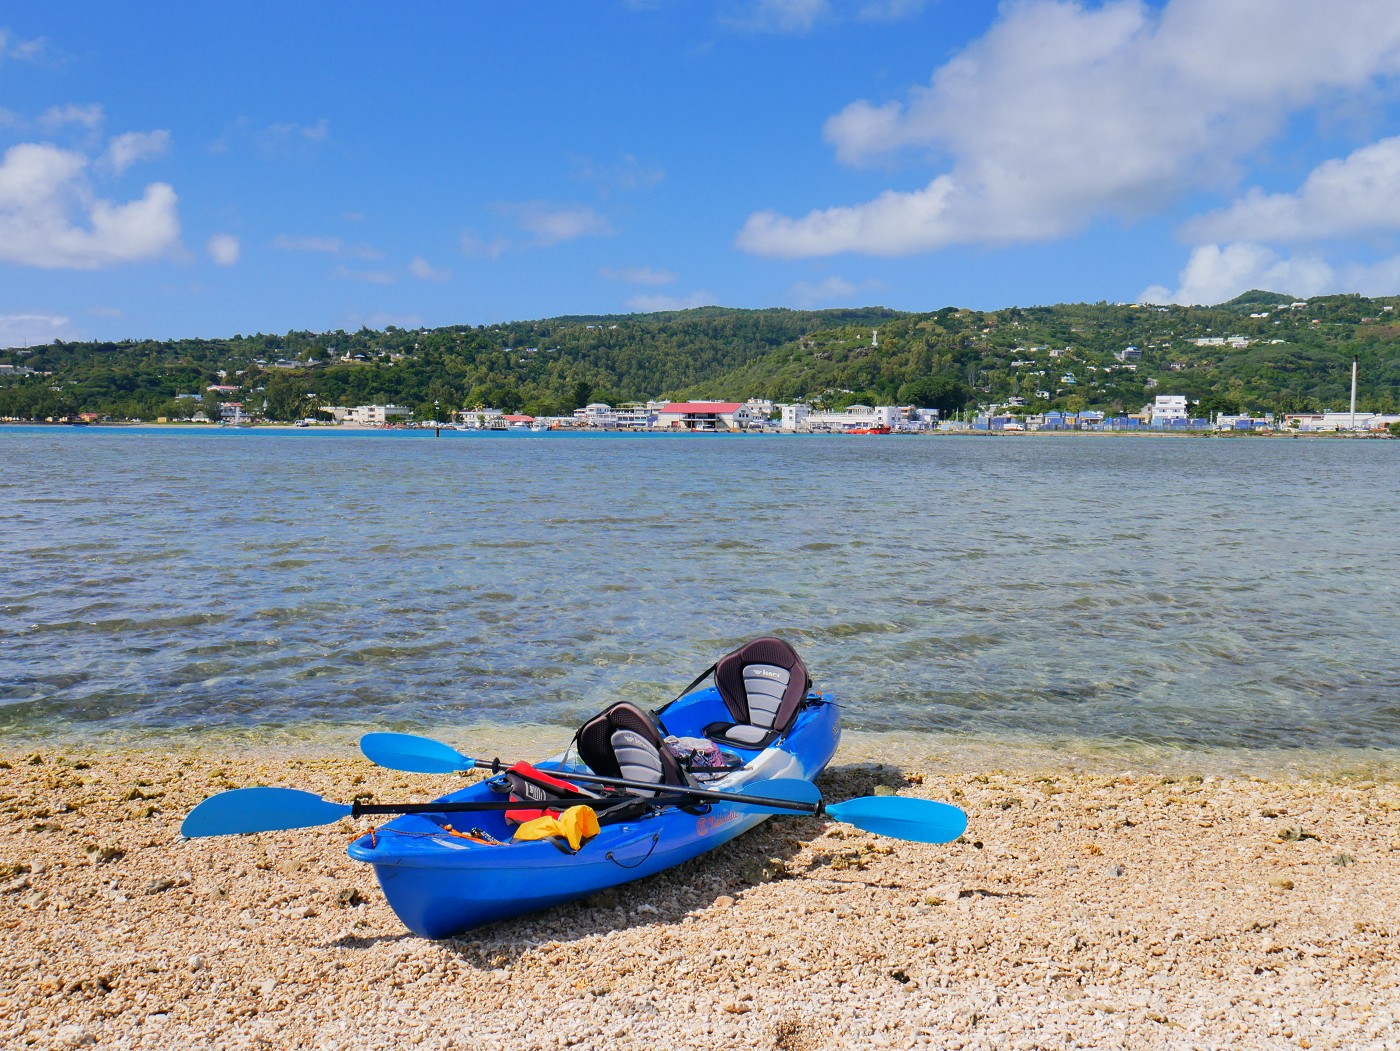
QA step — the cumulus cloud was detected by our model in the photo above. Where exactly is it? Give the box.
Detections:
[1182,136,1400,244]
[0,29,48,65]
[0,311,79,349]
[102,130,171,174]
[1137,242,1400,306]
[599,265,676,285]
[409,256,451,282]
[739,0,1400,257]
[503,202,612,245]
[38,103,103,132]
[0,142,180,269]
[207,233,240,265]
[625,290,714,312]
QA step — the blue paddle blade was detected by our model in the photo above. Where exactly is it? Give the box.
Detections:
[181,787,352,838]
[359,732,476,774]
[730,777,823,813]
[825,796,968,844]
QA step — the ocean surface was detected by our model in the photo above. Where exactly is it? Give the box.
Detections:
[2,425,1398,769]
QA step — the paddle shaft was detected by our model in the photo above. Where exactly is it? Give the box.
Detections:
[469,760,816,810]
[350,794,694,819]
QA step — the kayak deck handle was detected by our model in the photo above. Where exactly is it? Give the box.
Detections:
[605,832,660,869]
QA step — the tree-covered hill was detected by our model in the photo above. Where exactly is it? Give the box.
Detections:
[2,295,1397,421]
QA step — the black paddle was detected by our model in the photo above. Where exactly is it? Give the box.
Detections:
[358,732,969,844]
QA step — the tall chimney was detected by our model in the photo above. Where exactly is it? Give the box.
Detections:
[1351,355,1358,431]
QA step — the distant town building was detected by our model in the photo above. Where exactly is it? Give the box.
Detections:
[323,404,412,425]
[781,404,902,433]
[655,401,762,431]
[1149,395,1188,423]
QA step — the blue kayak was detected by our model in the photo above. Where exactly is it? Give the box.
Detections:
[347,683,840,939]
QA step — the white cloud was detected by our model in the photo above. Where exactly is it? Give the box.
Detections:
[625,290,714,312]
[1136,242,1400,306]
[333,265,396,285]
[600,265,676,285]
[740,0,1400,257]
[409,256,451,282]
[459,229,511,259]
[1183,136,1400,243]
[271,234,382,259]
[207,233,240,265]
[857,0,926,21]
[0,312,79,349]
[572,154,665,193]
[503,202,612,245]
[0,29,48,65]
[209,117,330,158]
[38,103,103,132]
[0,143,180,269]
[102,130,170,174]
[724,0,831,33]
[265,118,328,142]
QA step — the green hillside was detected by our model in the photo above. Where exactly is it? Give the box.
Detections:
[2,295,1397,421]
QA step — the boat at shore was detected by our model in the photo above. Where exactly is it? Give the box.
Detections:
[348,640,840,938]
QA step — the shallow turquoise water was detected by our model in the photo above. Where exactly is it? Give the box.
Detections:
[2,426,1397,761]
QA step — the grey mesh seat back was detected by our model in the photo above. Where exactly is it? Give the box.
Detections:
[705,637,811,750]
[576,701,690,799]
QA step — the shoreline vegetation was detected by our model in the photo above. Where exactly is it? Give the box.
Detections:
[3,420,1394,439]
[3,294,1399,430]
[4,742,1397,1050]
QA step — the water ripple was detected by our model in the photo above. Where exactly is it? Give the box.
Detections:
[1,427,1398,757]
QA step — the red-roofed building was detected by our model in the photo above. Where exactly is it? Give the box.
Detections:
[501,414,535,425]
[655,401,761,431]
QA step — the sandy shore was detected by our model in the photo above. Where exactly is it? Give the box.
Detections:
[3,744,1398,1051]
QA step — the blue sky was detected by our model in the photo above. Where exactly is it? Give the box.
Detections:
[4,1,1400,348]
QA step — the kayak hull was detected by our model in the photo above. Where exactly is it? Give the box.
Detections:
[347,688,840,938]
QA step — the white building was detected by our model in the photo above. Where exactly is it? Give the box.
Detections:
[613,404,658,430]
[1282,412,1400,433]
[784,404,902,433]
[745,398,776,420]
[1150,395,1188,422]
[572,402,620,428]
[781,404,810,431]
[323,404,412,425]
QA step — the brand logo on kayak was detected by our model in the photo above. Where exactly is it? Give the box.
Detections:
[749,667,784,680]
[696,810,743,837]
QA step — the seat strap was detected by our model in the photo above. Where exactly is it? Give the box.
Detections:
[652,661,717,722]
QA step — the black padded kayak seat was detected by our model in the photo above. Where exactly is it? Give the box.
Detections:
[575,701,691,798]
[704,636,812,751]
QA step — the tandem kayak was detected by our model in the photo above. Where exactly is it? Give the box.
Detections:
[347,640,840,939]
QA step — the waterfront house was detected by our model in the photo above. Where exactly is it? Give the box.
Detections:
[780,404,902,433]
[1149,395,1189,423]
[323,404,413,425]
[655,401,762,431]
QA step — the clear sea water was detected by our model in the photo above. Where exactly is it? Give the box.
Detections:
[2,426,1398,770]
